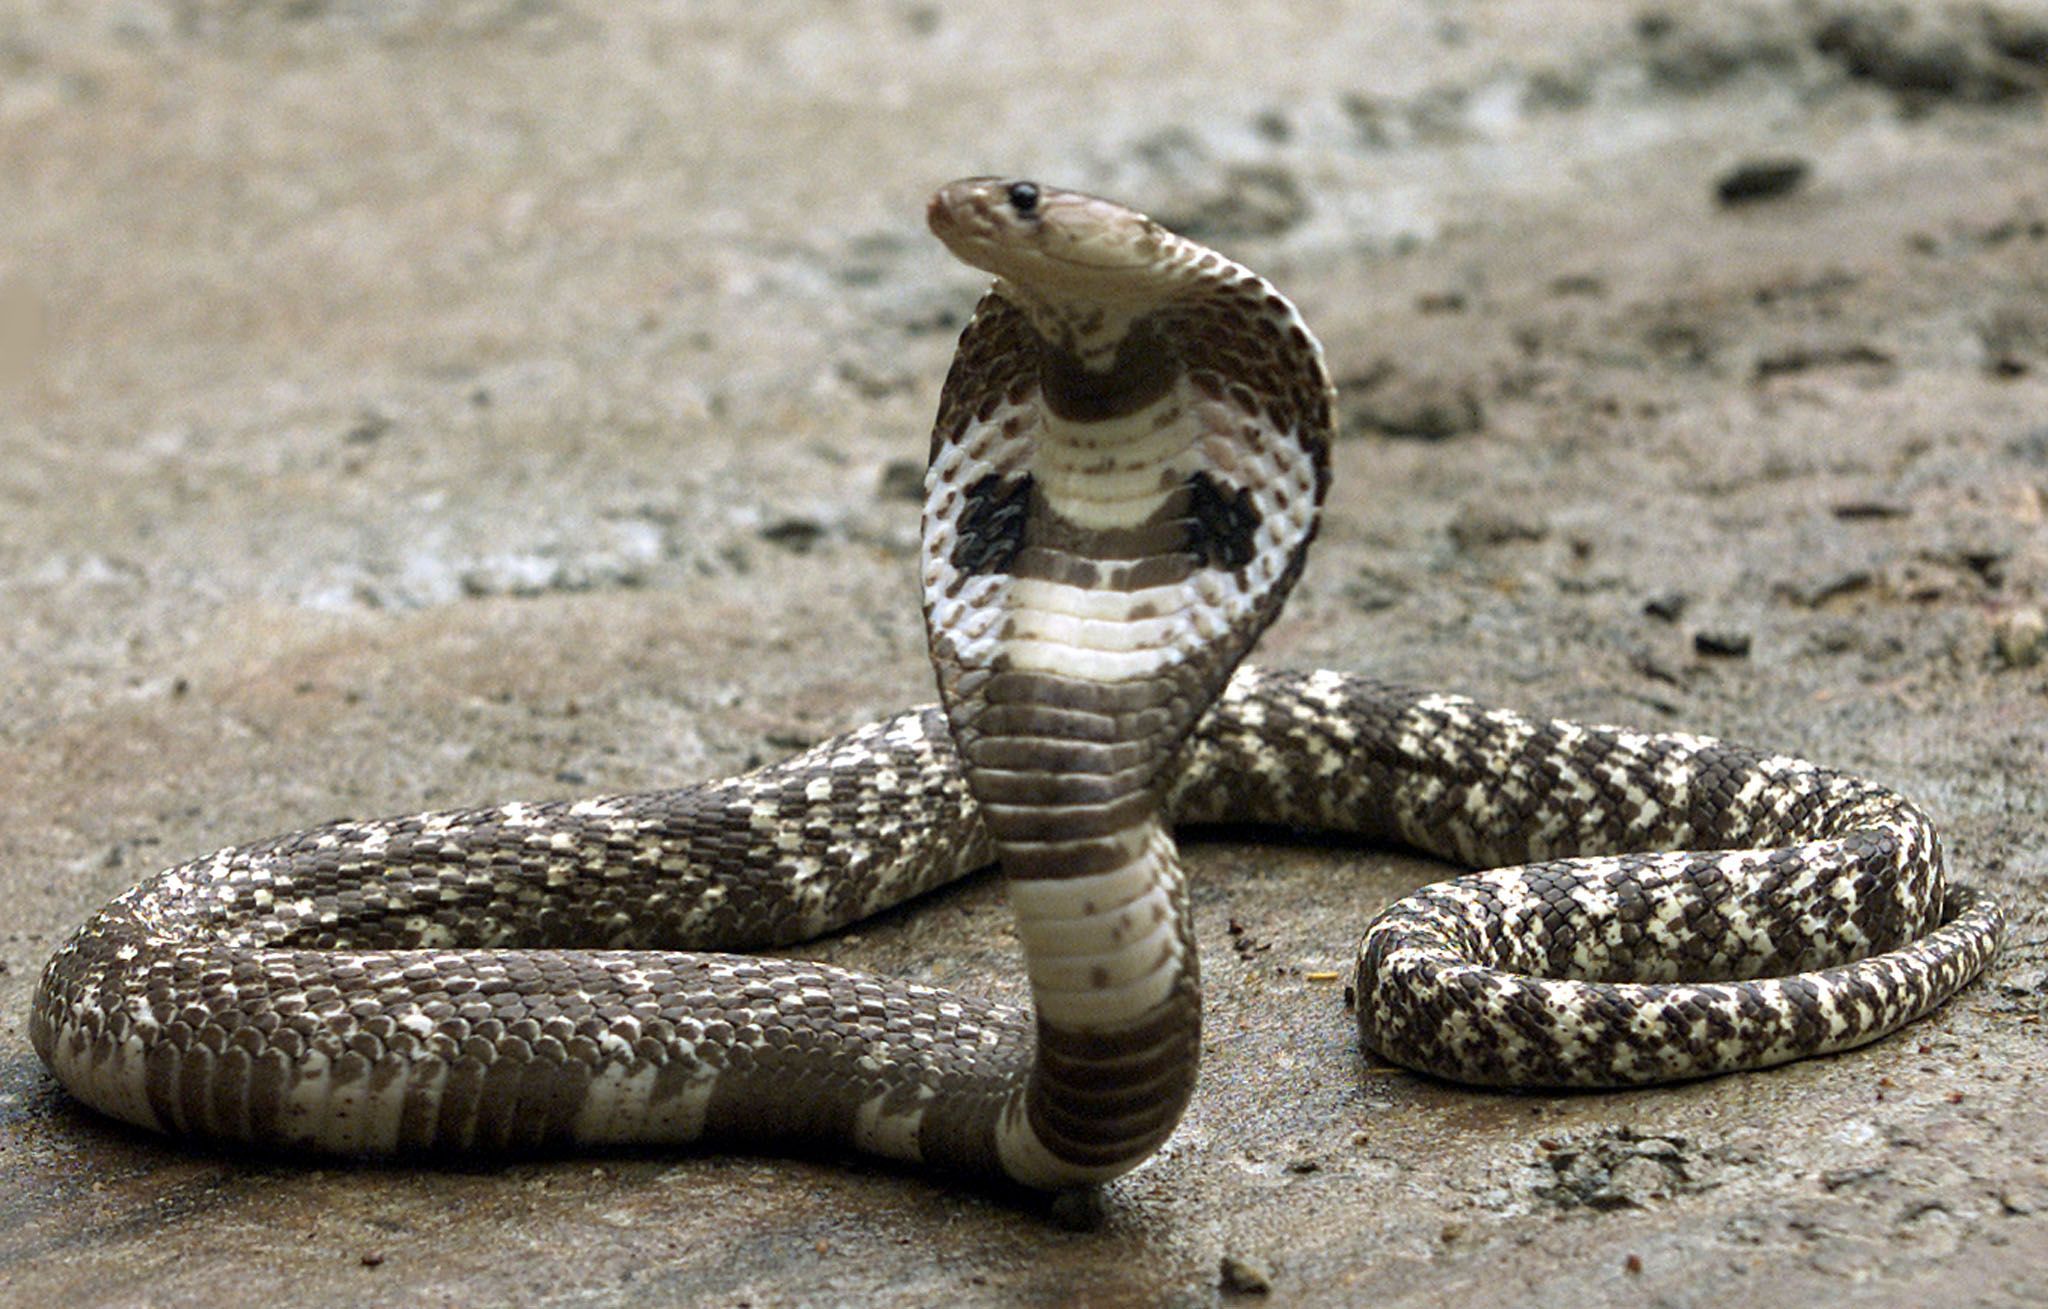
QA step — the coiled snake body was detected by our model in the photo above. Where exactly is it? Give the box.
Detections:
[31,179,2006,1190]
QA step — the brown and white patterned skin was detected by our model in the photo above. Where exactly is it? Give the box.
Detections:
[29,181,2004,1192]
[1173,670,2005,1086]
[920,178,1329,1183]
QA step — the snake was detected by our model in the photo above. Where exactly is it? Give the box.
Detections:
[30,178,2006,1191]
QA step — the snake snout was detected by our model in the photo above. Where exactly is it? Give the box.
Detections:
[927,179,989,230]
[924,188,955,237]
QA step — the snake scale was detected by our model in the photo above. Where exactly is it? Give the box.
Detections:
[31,179,2006,1191]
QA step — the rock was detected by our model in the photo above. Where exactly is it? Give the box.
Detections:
[1643,591,1689,622]
[1752,340,1893,378]
[1831,499,1911,520]
[1219,1253,1275,1295]
[1993,606,2046,668]
[1694,629,1752,658]
[1715,157,1810,206]
[2000,1183,2047,1216]
[1773,569,1874,610]
[1531,1129,1703,1211]
[758,517,829,553]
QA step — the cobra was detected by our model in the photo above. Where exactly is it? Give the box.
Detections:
[30,178,2005,1191]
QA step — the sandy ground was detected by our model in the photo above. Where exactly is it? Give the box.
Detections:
[2,2,2046,1305]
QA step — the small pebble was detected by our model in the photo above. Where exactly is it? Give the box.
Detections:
[1831,499,1911,521]
[1715,157,1809,206]
[1776,570,1874,610]
[1219,1253,1274,1295]
[1694,629,1752,658]
[1992,606,2045,668]
[758,517,828,552]
[1643,591,1688,622]
[1753,342,1892,379]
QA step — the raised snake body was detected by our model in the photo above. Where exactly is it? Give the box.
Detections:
[30,179,2006,1190]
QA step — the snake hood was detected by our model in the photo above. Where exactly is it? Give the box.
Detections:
[919,177,1339,1185]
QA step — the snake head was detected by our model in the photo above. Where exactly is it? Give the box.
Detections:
[927,177,1183,311]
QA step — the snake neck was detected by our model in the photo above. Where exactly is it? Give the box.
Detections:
[954,393,1211,1187]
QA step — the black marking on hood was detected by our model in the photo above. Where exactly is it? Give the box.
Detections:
[1184,472,1260,570]
[951,473,1035,576]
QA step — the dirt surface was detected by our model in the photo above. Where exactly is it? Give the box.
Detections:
[3,2,2047,1305]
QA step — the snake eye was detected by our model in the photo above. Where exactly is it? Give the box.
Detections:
[1006,181,1040,216]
